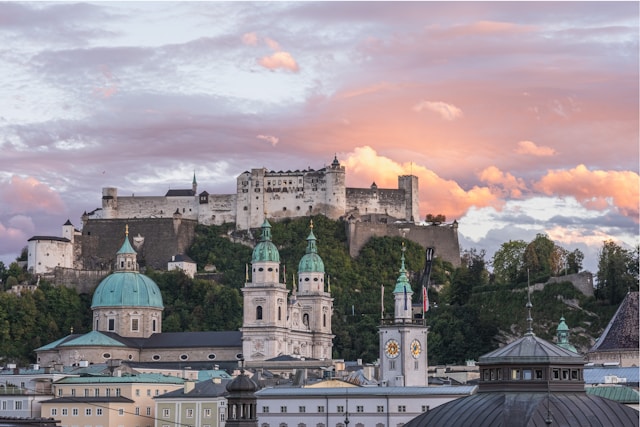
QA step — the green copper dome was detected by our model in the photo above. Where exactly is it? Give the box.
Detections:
[393,246,412,294]
[557,316,570,332]
[252,219,280,263]
[298,226,325,273]
[91,272,164,309]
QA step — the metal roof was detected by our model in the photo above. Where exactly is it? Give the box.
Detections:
[404,392,640,427]
[54,373,184,384]
[155,378,231,399]
[91,271,164,309]
[143,331,242,348]
[586,386,640,404]
[256,385,477,398]
[478,334,585,365]
[584,367,640,384]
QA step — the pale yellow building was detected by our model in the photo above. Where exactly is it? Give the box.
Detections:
[40,371,184,427]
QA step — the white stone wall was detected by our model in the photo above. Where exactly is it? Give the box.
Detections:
[28,239,73,274]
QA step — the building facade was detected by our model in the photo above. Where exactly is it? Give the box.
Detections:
[241,220,334,362]
[378,245,428,387]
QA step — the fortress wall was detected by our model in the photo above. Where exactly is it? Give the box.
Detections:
[346,188,407,219]
[53,268,111,294]
[545,272,594,297]
[348,219,461,267]
[112,196,199,220]
[198,194,237,225]
[77,218,198,270]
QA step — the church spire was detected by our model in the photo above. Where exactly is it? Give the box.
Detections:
[192,170,197,193]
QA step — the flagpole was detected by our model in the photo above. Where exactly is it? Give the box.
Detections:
[381,284,384,321]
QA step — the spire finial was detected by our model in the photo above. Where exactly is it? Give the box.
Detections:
[125,224,129,236]
[310,219,314,229]
[526,269,534,335]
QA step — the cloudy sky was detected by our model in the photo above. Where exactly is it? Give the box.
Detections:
[1,1,638,274]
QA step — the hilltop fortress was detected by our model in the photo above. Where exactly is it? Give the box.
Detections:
[28,156,460,288]
[88,156,420,229]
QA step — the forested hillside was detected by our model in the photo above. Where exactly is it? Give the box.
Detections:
[0,216,635,365]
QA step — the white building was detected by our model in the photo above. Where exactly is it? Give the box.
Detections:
[255,384,477,427]
[27,220,78,275]
[167,254,197,278]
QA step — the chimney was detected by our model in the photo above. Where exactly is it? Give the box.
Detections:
[184,380,195,394]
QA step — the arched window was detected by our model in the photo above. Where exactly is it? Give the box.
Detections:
[278,306,282,321]
[257,306,263,320]
[323,313,326,327]
[303,313,309,327]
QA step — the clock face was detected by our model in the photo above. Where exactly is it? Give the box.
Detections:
[385,339,400,358]
[410,339,422,358]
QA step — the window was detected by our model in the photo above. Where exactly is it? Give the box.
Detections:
[186,409,194,418]
[155,389,159,396]
[84,388,89,397]
[278,306,282,321]
[256,306,263,320]
[389,360,396,370]
[108,318,115,331]
[95,388,100,396]
[204,408,211,417]
[280,406,288,413]
[535,369,543,379]
[135,389,140,396]
[422,405,430,412]
[135,407,140,415]
[415,361,419,370]
[116,388,121,396]
[147,389,151,396]
[356,406,364,413]
[62,408,68,416]
[511,369,520,380]
[118,408,124,416]
[72,408,79,416]
[523,369,532,380]
[71,389,76,396]
[15,401,22,410]
[299,406,306,413]
[152,319,157,332]
[377,406,384,413]
[85,408,92,416]
[97,408,103,416]
[323,313,326,327]
[147,407,151,416]
[51,409,57,416]
[262,406,269,413]
[337,405,344,413]
[317,406,325,413]
[553,369,560,380]
[131,318,139,331]
[398,405,406,412]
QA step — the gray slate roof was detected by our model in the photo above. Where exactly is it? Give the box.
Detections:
[404,392,640,427]
[155,378,231,399]
[590,292,639,352]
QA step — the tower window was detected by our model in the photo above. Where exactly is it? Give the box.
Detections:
[108,319,115,331]
[278,307,282,321]
[131,319,139,331]
[256,306,263,320]
[303,313,309,327]
[323,314,326,327]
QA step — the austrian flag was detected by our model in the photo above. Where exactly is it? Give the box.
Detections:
[423,285,429,312]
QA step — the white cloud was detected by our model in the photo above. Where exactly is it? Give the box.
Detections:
[413,100,463,121]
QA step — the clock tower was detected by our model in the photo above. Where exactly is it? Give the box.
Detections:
[379,243,429,387]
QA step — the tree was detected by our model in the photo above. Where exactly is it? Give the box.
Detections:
[566,249,584,274]
[596,240,638,305]
[491,240,527,285]
[523,234,556,280]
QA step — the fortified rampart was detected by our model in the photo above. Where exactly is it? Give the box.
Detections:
[77,216,197,271]
[346,214,461,267]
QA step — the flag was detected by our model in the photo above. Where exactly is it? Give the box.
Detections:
[423,285,429,314]
[404,285,408,311]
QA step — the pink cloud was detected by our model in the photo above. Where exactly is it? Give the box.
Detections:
[342,146,502,221]
[534,165,639,220]
[413,100,463,121]
[516,140,557,157]
[259,51,299,72]
[478,166,526,198]
[242,32,258,46]
[257,134,279,146]
[0,176,66,215]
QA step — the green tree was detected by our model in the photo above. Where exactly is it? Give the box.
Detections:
[523,233,556,280]
[566,249,584,274]
[596,240,638,305]
[491,240,527,285]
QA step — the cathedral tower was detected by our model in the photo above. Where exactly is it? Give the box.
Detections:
[241,219,289,361]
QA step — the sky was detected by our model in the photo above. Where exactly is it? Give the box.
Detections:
[0,1,638,275]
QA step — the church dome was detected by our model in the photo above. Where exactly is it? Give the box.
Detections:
[252,219,280,263]
[298,224,324,273]
[91,272,164,309]
[226,372,258,394]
